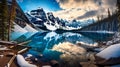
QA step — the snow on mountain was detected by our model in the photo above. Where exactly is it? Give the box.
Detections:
[24,24,38,32]
[96,43,120,60]
[11,23,28,40]
[44,22,57,31]
[64,26,82,30]
[64,19,94,30]
[13,23,28,33]
[79,19,95,27]
[25,12,33,21]
[66,20,81,28]
[11,23,38,40]
[25,8,96,31]
[36,18,42,21]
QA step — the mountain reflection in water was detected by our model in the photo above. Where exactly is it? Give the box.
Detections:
[11,32,114,62]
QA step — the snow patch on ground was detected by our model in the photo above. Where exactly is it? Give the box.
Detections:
[81,31,114,34]
[76,41,98,47]
[16,54,37,67]
[106,32,120,45]
[96,43,120,60]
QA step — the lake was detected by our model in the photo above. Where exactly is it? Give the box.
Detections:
[11,31,114,62]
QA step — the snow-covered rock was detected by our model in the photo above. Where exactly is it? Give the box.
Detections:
[93,48,105,52]
[96,43,120,60]
[106,41,113,45]
[16,54,37,67]
[113,33,120,38]
[24,24,38,32]
[27,54,33,58]
[76,41,98,47]
[106,32,120,45]
[44,22,57,31]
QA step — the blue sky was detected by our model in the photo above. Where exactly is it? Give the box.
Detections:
[17,0,117,21]
[18,0,61,12]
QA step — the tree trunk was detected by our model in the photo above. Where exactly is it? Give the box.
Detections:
[8,0,16,41]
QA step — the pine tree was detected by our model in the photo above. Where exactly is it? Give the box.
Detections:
[0,0,8,40]
[108,8,111,18]
[97,15,100,21]
[100,15,104,20]
[0,1,2,40]
[117,0,120,31]
[8,0,16,41]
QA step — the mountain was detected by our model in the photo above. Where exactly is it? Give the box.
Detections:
[25,8,95,31]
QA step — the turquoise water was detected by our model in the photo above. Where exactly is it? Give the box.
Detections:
[11,32,114,62]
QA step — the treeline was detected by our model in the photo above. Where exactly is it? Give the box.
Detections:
[0,0,16,41]
[91,0,120,32]
[117,0,120,31]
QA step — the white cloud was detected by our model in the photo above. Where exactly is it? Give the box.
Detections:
[53,8,87,20]
[54,0,117,20]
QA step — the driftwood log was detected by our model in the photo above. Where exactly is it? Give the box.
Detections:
[4,40,31,67]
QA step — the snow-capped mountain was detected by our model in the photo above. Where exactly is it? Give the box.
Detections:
[25,8,95,31]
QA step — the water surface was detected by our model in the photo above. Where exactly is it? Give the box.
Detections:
[11,31,114,62]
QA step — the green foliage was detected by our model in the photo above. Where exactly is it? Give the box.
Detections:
[0,0,8,40]
[0,0,17,41]
[117,0,120,31]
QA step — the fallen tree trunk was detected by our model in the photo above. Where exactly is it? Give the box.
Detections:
[0,41,15,45]
[17,48,29,54]
[18,40,31,45]
[0,40,31,46]
[7,55,16,67]
[6,47,30,67]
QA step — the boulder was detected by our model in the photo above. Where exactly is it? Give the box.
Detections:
[95,43,120,65]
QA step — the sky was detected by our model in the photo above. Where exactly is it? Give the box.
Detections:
[17,0,61,12]
[17,0,117,21]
